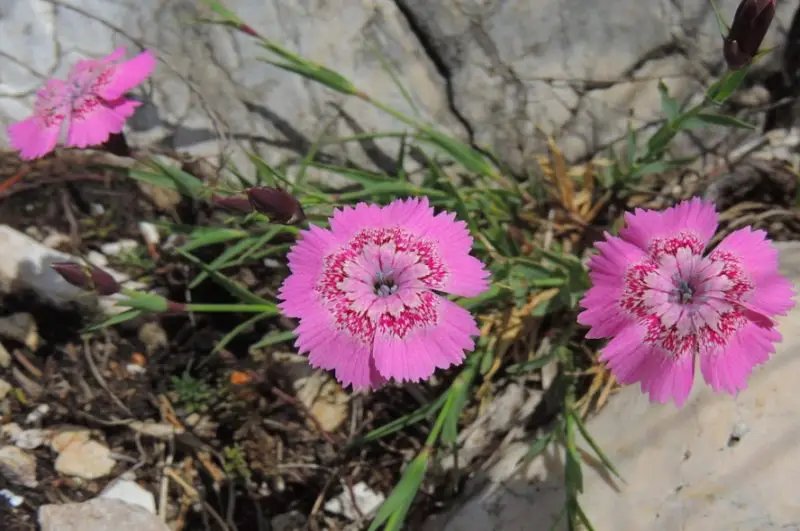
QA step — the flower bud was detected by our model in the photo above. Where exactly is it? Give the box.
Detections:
[237,23,260,38]
[51,262,121,296]
[101,132,132,158]
[246,187,305,224]
[723,0,776,69]
[212,194,253,213]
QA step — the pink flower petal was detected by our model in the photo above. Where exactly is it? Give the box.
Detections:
[290,305,383,390]
[713,226,796,316]
[700,321,780,395]
[416,208,489,297]
[7,79,70,160]
[600,322,695,406]
[620,196,718,253]
[7,117,62,160]
[96,49,157,101]
[65,98,140,149]
[372,297,478,382]
[578,233,647,338]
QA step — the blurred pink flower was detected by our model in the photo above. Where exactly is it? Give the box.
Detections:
[578,198,795,407]
[8,47,156,160]
[279,197,490,389]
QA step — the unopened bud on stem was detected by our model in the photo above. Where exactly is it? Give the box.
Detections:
[212,194,253,213]
[246,187,305,224]
[51,262,121,296]
[724,0,776,70]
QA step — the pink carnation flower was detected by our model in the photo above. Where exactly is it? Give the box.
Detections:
[578,198,795,406]
[279,197,490,389]
[8,47,156,160]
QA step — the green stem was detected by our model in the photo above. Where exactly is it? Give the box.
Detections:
[182,303,279,314]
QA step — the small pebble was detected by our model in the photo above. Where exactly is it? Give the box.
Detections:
[0,446,38,488]
[101,240,139,257]
[0,488,24,507]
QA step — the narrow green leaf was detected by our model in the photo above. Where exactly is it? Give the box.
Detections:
[147,158,206,199]
[349,393,448,447]
[177,249,271,305]
[564,441,584,495]
[706,67,749,105]
[178,228,249,253]
[627,157,694,179]
[368,454,429,531]
[507,348,562,374]
[624,122,638,171]
[658,81,679,120]
[212,313,270,355]
[85,309,143,332]
[248,152,281,187]
[250,330,296,350]
[259,57,357,96]
[416,130,498,178]
[310,163,388,186]
[441,353,480,444]
[688,112,755,130]
[335,182,447,202]
[575,501,598,531]
[118,291,170,313]
[571,409,621,479]
[187,237,259,289]
[523,429,555,465]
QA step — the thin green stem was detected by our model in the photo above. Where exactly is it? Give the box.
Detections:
[182,303,279,314]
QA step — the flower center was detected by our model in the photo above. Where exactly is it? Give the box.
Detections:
[674,278,695,305]
[373,270,398,297]
[620,232,755,358]
[315,227,449,344]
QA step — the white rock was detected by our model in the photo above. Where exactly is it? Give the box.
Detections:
[0,446,37,488]
[55,439,116,480]
[50,430,91,453]
[0,342,9,368]
[41,232,73,250]
[0,312,39,351]
[324,481,385,521]
[0,488,24,507]
[24,403,49,424]
[138,222,160,247]
[86,251,109,268]
[0,378,11,400]
[1,423,22,442]
[101,240,139,257]
[13,429,52,450]
[99,478,157,514]
[38,498,170,531]
[295,371,349,433]
[0,225,144,315]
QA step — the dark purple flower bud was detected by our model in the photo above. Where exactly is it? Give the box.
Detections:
[724,0,776,69]
[100,132,132,158]
[238,23,261,38]
[212,194,253,213]
[246,187,305,224]
[52,262,121,296]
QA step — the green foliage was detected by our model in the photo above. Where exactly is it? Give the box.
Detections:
[222,445,253,482]
[89,1,764,528]
[170,372,216,414]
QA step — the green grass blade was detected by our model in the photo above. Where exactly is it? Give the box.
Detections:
[570,409,621,479]
[349,393,448,447]
[85,309,143,332]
